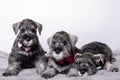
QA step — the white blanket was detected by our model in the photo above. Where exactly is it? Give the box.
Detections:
[0,51,120,80]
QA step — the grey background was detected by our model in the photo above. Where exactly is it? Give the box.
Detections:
[0,0,120,53]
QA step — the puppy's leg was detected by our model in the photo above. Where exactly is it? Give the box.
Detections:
[104,61,119,72]
[67,68,79,77]
[35,57,47,75]
[41,66,57,79]
[87,67,96,75]
[3,61,21,76]
[3,54,21,76]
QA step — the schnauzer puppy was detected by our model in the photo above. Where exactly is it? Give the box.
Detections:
[41,31,78,79]
[68,41,119,77]
[67,52,96,77]
[3,19,47,76]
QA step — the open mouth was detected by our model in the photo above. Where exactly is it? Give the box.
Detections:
[18,42,31,52]
[24,47,31,52]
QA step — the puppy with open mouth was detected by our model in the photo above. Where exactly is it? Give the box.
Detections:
[3,19,47,76]
[41,31,79,79]
[68,41,119,77]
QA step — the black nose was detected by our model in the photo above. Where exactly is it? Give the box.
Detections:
[79,65,88,74]
[26,37,31,42]
[54,48,62,54]
[23,34,32,42]
[80,69,88,74]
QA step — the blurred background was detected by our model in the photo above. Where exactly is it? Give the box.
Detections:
[0,0,120,53]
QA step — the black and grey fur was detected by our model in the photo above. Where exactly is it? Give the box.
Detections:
[3,19,47,76]
[41,31,78,79]
[67,52,96,77]
[68,41,119,77]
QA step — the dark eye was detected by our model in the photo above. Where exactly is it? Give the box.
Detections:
[63,41,67,45]
[21,28,25,32]
[31,29,36,33]
[52,41,56,45]
[76,61,81,64]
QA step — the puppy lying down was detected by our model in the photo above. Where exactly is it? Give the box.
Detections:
[41,31,79,79]
[68,41,119,77]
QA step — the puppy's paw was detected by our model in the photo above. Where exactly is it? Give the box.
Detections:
[36,68,44,75]
[67,72,79,77]
[87,68,96,75]
[67,68,79,77]
[110,67,119,72]
[2,71,18,76]
[41,72,56,79]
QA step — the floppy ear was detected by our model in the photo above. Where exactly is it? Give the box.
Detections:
[94,54,104,64]
[75,53,82,62]
[12,22,21,35]
[68,34,78,47]
[36,22,42,35]
[47,36,53,48]
[75,53,82,59]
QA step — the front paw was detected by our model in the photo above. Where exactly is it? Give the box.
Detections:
[67,68,79,77]
[87,68,96,75]
[41,72,56,79]
[3,71,18,76]
[67,72,79,77]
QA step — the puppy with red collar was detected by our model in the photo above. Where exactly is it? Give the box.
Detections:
[41,31,79,79]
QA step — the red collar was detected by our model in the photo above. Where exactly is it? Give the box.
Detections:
[59,53,73,65]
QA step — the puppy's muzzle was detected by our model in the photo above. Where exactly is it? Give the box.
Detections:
[79,64,89,74]
[23,33,33,41]
[54,47,63,54]
[22,33,35,47]
[80,69,88,74]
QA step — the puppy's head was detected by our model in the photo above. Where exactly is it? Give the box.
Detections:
[75,53,96,75]
[47,31,78,61]
[13,19,42,51]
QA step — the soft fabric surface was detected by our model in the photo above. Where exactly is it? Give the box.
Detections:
[0,50,120,80]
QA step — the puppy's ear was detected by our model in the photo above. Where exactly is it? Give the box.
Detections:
[12,22,21,35]
[47,36,53,48]
[36,22,42,35]
[75,53,82,59]
[94,54,104,64]
[75,53,82,62]
[68,34,78,47]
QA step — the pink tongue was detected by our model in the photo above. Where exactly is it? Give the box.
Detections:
[25,47,31,52]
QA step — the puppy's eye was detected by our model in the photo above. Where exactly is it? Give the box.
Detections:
[21,28,25,32]
[75,59,81,64]
[76,61,81,64]
[31,29,36,33]
[63,41,67,45]
[52,41,56,45]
